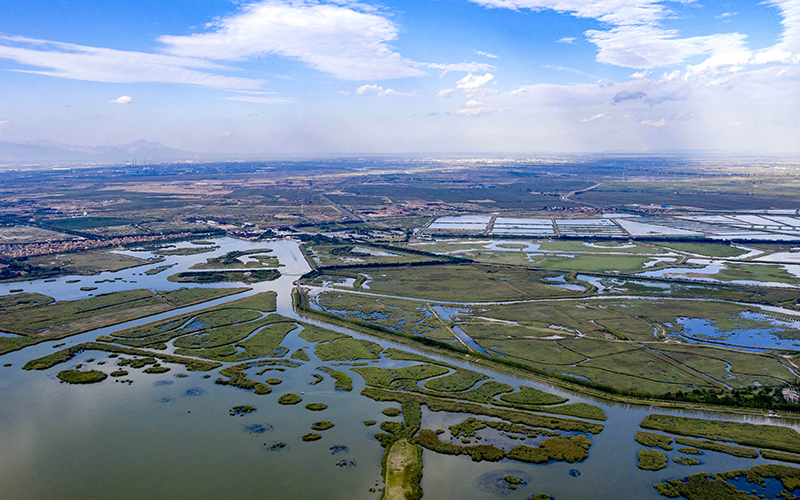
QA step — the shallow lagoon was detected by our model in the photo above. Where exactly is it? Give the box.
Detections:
[2,237,800,499]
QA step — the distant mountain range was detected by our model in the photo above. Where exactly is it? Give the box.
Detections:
[0,139,199,165]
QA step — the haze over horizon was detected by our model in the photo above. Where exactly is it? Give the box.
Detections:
[2,0,799,155]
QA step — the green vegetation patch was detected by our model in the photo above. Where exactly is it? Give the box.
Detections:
[326,264,580,302]
[416,429,589,464]
[278,393,302,405]
[653,241,749,258]
[636,431,674,451]
[638,449,668,471]
[673,438,758,459]
[674,457,700,466]
[145,263,177,275]
[382,438,423,500]
[230,405,256,416]
[529,253,659,273]
[449,417,558,441]
[313,337,382,361]
[761,450,800,464]
[216,365,271,395]
[305,403,327,411]
[291,349,310,361]
[318,366,352,391]
[654,464,800,499]
[311,421,334,431]
[57,369,107,384]
[24,342,221,372]
[302,433,322,442]
[172,317,277,350]
[0,292,55,311]
[143,366,170,374]
[363,387,603,434]
[298,324,348,343]
[266,378,282,385]
[168,269,279,284]
[353,364,449,388]
[532,403,606,421]
[500,385,568,406]
[641,414,800,454]
[423,368,488,392]
[415,429,505,462]
[112,292,272,343]
[0,287,246,354]
[190,249,280,270]
[679,448,702,455]
[539,435,591,463]
[383,407,401,417]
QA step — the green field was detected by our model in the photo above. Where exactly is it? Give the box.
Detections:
[312,264,580,302]
[312,284,800,397]
[652,241,750,258]
[527,253,667,273]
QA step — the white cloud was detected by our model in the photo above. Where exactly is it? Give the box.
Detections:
[770,0,800,53]
[110,95,132,104]
[557,37,576,44]
[158,0,424,81]
[474,50,498,58]
[355,84,412,97]
[587,26,748,69]
[660,70,680,82]
[684,51,752,79]
[641,118,666,127]
[456,73,494,90]
[436,88,456,98]
[465,100,482,107]
[469,0,751,69]
[0,120,8,124]
[425,61,495,76]
[751,49,798,65]
[582,113,605,122]
[0,35,263,89]
[220,131,232,137]
[630,70,649,79]
[469,0,666,25]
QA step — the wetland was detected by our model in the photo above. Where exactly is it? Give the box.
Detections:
[4,235,800,499]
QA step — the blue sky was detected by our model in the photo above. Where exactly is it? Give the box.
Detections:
[1,0,798,154]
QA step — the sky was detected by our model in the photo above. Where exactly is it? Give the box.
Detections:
[0,0,799,155]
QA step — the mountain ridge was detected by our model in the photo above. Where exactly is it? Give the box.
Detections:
[0,139,198,165]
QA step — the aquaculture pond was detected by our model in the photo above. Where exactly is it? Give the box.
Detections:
[2,237,800,499]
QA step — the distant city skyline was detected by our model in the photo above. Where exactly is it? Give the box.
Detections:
[1,0,799,155]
